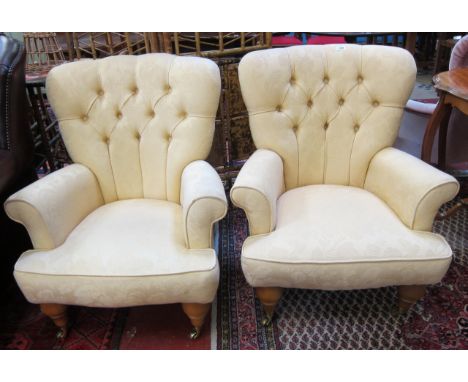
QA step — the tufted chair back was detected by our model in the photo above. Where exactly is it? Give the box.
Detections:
[46,54,221,203]
[239,45,416,190]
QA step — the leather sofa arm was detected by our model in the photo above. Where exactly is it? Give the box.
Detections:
[364,147,459,231]
[230,149,285,235]
[4,164,104,249]
[180,160,227,249]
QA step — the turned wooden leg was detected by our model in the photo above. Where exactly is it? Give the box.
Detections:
[398,285,426,312]
[256,287,283,326]
[40,303,68,338]
[181,303,211,340]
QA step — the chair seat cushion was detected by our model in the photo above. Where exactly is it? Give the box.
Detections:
[14,199,219,307]
[241,185,452,290]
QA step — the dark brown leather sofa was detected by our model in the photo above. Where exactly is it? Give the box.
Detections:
[0,33,36,291]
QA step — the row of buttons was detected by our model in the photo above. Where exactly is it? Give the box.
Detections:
[289,75,365,85]
[276,99,379,112]
[81,107,189,122]
[290,122,361,132]
[100,132,174,144]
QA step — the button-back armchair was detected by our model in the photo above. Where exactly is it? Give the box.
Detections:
[4,54,227,339]
[231,45,459,325]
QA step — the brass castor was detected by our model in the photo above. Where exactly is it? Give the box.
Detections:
[256,287,283,326]
[56,327,68,339]
[181,302,211,340]
[190,327,200,340]
[261,315,273,327]
[40,303,69,339]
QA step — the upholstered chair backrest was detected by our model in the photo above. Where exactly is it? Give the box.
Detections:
[46,54,221,203]
[239,45,416,190]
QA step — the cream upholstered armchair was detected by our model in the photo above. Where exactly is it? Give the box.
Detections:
[4,54,227,339]
[231,45,459,325]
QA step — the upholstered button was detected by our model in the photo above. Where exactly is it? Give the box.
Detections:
[354,124,360,132]
[323,76,329,84]
[324,122,329,130]
[135,131,141,139]
[357,76,363,83]
[148,110,155,118]
[81,115,88,122]
[132,87,138,95]
[179,111,187,119]
[307,99,313,108]
[103,136,109,144]
[292,124,298,131]
[97,89,104,96]
[116,112,123,119]
[372,100,379,107]
[290,76,296,84]
[276,105,282,112]
[164,84,171,93]
[339,98,344,105]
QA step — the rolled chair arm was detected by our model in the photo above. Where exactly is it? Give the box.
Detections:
[180,160,227,249]
[364,147,459,231]
[230,149,285,235]
[4,164,104,249]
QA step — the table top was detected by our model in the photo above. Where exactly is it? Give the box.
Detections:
[433,67,468,100]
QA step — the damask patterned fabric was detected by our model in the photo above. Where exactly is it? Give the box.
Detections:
[242,185,452,289]
[46,54,221,204]
[4,54,226,307]
[233,45,459,291]
[238,45,416,190]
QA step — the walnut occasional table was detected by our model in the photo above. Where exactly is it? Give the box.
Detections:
[421,67,468,218]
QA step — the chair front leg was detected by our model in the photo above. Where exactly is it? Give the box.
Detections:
[181,302,211,340]
[256,287,283,326]
[40,303,69,338]
[398,285,426,312]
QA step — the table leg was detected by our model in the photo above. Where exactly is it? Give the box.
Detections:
[405,33,417,55]
[437,102,452,169]
[421,93,451,164]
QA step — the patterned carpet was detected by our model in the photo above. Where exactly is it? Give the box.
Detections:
[217,200,468,350]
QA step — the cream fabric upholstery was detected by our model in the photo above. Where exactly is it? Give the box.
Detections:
[181,160,227,249]
[234,45,459,291]
[239,45,417,190]
[230,149,284,235]
[365,147,459,231]
[4,53,226,307]
[4,164,104,249]
[45,54,220,203]
[242,185,452,289]
[14,200,219,306]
